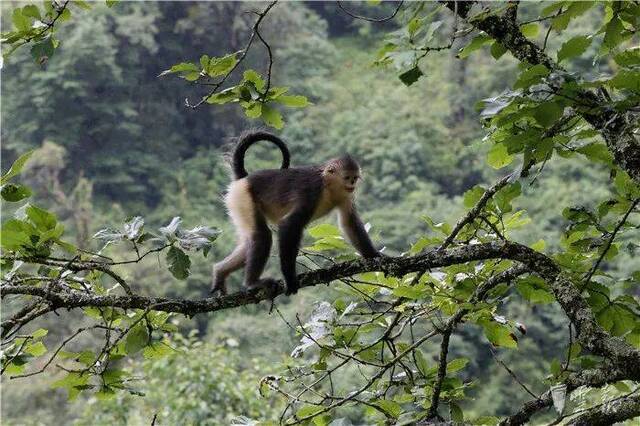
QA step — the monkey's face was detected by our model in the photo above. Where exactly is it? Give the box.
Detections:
[341,171,360,194]
[324,165,361,197]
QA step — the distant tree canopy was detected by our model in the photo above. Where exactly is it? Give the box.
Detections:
[1,1,639,425]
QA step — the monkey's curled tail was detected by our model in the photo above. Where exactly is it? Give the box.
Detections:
[232,131,291,179]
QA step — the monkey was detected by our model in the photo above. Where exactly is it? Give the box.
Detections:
[211,130,381,296]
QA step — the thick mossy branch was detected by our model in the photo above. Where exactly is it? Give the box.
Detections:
[566,393,640,426]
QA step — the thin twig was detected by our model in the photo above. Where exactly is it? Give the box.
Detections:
[186,1,278,109]
[582,198,639,289]
[337,1,404,23]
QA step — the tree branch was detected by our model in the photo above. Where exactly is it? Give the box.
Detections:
[565,391,640,426]
[440,172,514,250]
[4,241,638,380]
[442,1,640,184]
[500,365,633,425]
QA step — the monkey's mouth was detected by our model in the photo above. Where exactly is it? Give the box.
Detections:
[345,186,355,193]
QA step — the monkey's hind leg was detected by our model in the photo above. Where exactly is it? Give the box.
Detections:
[211,178,254,295]
[244,211,278,294]
[210,241,247,295]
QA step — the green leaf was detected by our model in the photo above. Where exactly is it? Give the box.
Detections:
[473,416,500,425]
[458,34,492,59]
[260,104,284,129]
[296,405,324,419]
[95,386,116,400]
[12,9,30,32]
[1,183,32,202]
[166,246,190,279]
[533,102,564,127]
[596,304,636,336]
[102,367,127,385]
[0,220,30,251]
[4,360,27,375]
[309,223,341,239]
[106,0,119,8]
[614,171,640,199]
[125,324,149,355]
[199,54,210,69]
[450,402,464,422]
[205,88,238,105]
[407,17,423,37]
[375,400,401,418]
[557,35,591,63]
[494,182,521,213]
[142,341,174,359]
[410,236,439,254]
[1,150,34,185]
[520,23,539,38]
[481,321,517,348]
[577,144,613,165]
[32,328,48,338]
[25,341,47,357]
[464,186,485,208]
[158,62,199,77]
[26,204,57,231]
[267,86,289,98]
[609,70,640,92]
[243,69,265,91]
[614,49,640,67]
[30,37,56,63]
[487,143,514,169]
[531,239,546,251]
[73,1,92,10]
[274,95,310,108]
[398,66,423,86]
[415,349,430,377]
[516,276,555,304]
[51,371,89,390]
[244,102,263,118]
[392,285,425,299]
[490,42,507,60]
[514,64,549,90]
[207,53,238,77]
[447,357,469,373]
[603,17,624,50]
[21,5,41,20]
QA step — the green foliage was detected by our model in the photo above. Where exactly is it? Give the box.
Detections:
[2,1,640,425]
[74,333,284,426]
[160,57,311,129]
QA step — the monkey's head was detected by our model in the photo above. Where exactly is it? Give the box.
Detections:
[322,154,361,197]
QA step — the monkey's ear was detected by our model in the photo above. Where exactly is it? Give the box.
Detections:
[327,167,336,174]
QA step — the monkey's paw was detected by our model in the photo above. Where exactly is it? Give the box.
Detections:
[209,283,227,297]
[247,278,281,298]
[284,281,300,296]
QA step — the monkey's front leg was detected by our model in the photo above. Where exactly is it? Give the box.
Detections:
[338,204,380,258]
[278,209,313,295]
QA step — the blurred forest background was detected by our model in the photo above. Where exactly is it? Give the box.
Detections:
[1,1,634,425]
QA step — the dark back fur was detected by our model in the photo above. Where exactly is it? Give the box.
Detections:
[248,166,324,208]
[232,130,291,179]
